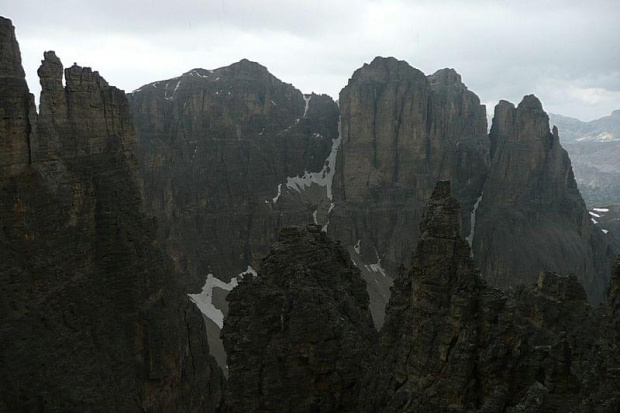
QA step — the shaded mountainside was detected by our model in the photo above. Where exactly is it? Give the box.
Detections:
[0,17,223,412]
[474,96,615,302]
[222,224,376,413]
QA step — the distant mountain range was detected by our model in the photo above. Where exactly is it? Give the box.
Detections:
[550,110,620,143]
[551,110,620,205]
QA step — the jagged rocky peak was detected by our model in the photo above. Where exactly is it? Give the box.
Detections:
[0,17,35,176]
[351,56,427,82]
[0,20,223,411]
[428,67,466,90]
[419,180,461,239]
[475,93,615,303]
[361,181,620,411]
[0,17,25,77]
[222,224,376,412]
[35,50,133,159]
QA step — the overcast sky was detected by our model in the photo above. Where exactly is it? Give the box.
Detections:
[4,0,620,121]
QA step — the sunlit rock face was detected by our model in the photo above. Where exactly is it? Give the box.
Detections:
[0,17,223,412]
[473,95,615,302]
[330,57,489,284]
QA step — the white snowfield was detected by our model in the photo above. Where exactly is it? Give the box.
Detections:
[465,193,483,254]
[188,266,257,328]
[592,208,609,213]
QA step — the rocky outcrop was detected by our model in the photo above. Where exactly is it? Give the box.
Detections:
[360,181,620,412]
[474,96,615,302]
[222,224,376,412]
[330,57,489,285]
[0,18,223,412]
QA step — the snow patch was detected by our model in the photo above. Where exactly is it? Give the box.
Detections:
[239,265,258,277]
[602,229,609,234]
[164,79,182,101]
[368,245,387,277]
[312,210,318,225]
[589,211,601,218]
[354,239,361,255]
[271,100,277,106]
[272,183,282,203]
[593,208,609,213]
[284,121,341,201]
[303,94,312,117]
[465,193,483,252]
[591,218,598,224]
[188,274,238,329]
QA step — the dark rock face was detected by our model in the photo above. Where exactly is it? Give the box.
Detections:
[0,18,223,412]
[474,96,615,302]
[222,224,376,412]
[361,181,620,412]
[330,57,489,282]
[0,17,36,176]
[129,62,339,289]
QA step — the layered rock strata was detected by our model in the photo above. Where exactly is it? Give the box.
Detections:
[0,17,223,412]
[222,224,376,412]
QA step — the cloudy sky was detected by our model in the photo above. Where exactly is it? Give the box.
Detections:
[4,0,620,121]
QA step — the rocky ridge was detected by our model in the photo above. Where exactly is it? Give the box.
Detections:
[0,17,223,412]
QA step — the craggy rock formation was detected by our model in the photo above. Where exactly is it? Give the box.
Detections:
[0,17,223,412]
[129,63,339,288]
[331,57,489,279]
[222,224,376,412]
[474,96,615,302]
[360,181,620,412]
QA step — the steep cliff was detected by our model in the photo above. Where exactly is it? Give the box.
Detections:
[222,224,376,412]
[360,181,620,412]
[330,57,489,285]
[0,17,223,412]
[474,96,615,302]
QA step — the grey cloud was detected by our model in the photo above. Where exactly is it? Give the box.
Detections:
[3,0,619,120]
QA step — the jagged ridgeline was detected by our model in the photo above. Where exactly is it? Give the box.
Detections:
[0,17,223,411]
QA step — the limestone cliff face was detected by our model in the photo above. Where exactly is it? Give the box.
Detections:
[360,181,620,412]
[129,62,339,287]
[331,57,489,279]
[0,18,223,412]
[222,224,376,412]
[474,96,615,302]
